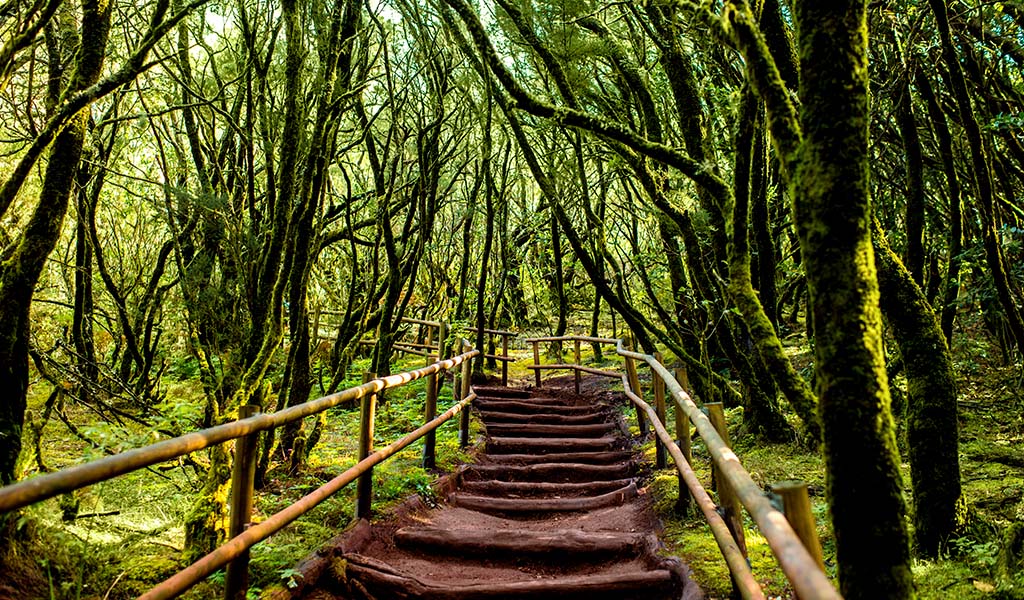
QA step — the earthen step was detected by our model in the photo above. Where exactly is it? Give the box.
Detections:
[460,477,634,497]
[496,394,579,403]
[451,482,637,514]
[478,410,610,425]
[487,435,620,454]
[344,553,678,599]
[394,526,652,558]
[475,393,578,405]
[471,386,531,399]
[463,461,636,483]
[485,422,618,438]
[483,450,634,465]
[474,399,601,415]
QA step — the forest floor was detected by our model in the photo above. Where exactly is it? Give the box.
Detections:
[647,332,1024,600]
[3,331,1022,599]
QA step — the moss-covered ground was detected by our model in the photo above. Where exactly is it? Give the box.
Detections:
[641,332,1024,600]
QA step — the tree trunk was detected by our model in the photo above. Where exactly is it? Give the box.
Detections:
[873,219,963,557]
[0,0,113,486]
[729,85,816,442]
[916,64,963,345]
[791,3,915,596]
[475,95,494,375]
[895,71,926,287]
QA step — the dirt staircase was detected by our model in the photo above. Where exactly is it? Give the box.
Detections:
[301,382,703,600]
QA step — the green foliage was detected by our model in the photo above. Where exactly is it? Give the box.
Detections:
[985,113,1024,132]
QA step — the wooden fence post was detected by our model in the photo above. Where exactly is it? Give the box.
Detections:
[673,366,693,514]
[424,324,433,366]
[356,372,377,519]
[423,367,439,470]
[459,341,472,448]
[531,340,541,388]
[501,334,509,387]
[707,402,747,559]
[674,367,692,463]
[624,340,647,436]
[574,339,582,395]
[653,352,667,469]
[225,405,260,600]
[771,480,826,583]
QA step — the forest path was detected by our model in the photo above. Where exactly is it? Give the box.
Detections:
[298,378,703,599]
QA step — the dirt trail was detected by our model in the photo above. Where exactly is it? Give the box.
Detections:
[297,379,703,599]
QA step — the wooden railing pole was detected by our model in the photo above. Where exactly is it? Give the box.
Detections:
[459,342,473,448]
[653,352,667,469]
[356,372,377,519]
[771,480,826,584]
[624,340,648,436]
[573,339,582,394]
[424,324,433,366]
[225,405,260,600]
[423,372,439,470]
[531,340,541,388]
[673,366,693,514]
[501,334,509,387]
[707,402,747,561]
[674,367,693,463]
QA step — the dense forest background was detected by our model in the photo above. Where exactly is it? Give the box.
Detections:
[0,0,1022,598]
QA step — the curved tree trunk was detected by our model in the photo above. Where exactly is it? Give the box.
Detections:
[916,55,963,345]
[873,219,963,557]
[730,85,815,442]
[0,0,114,487]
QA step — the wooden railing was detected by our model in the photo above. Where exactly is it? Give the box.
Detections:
[526,334,840,600]
[336,315,517,385]
[0,345,480,600]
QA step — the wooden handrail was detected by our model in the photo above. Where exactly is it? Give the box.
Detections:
[615,340,840,600]
[140,391,479,600]
[524,334,618,344]
[621,376,764,600]
[466,326,517,337]
[526,363,619,378]
[0,350,478,514]
[0,347,480,600]
[400,316,442,328]
[523,333,837,599]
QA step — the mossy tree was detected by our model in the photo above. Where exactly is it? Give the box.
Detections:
[0,0,194,488]
[873,219,963,557]
[726,0,915,595]
[444,0,817,440]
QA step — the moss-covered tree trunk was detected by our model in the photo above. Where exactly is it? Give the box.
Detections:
[0,0,113,487]
[894,71,926,287]
[730,84,817,442]
[873,219,963,557]
[791,3,915,597]
[474,97,495,375]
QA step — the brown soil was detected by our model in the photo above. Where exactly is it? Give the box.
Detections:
[288,377,704,599]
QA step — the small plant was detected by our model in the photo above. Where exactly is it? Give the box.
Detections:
[951,536,1001,572]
